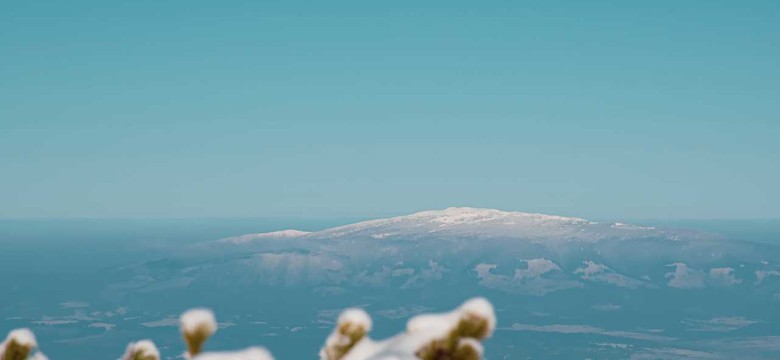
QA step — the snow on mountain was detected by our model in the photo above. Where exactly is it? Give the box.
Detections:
[221,207,667,243]
[201,207,759,292]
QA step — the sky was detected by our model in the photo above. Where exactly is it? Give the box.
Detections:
[1,0,778,219]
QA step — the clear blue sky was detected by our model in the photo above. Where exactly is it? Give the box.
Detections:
[1,0,778,219]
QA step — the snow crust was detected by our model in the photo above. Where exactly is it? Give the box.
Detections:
[180,308,217,335]
[338,308,373,332]
[340,298,495,360]
[320,308,373,360]
[122,340,160,360]
[406,297,495,337]
[5,328,37,347]
[0,329,38,360]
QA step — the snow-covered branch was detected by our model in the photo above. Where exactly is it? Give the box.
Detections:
[323,298,496,360]
[4,297,495,360]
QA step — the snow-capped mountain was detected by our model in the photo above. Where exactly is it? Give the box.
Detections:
[202,208,777,294]
[102,207,780,307]
[219,207,666,243]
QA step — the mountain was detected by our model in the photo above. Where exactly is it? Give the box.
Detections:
[220,207,667,243]
[205,207,777,294]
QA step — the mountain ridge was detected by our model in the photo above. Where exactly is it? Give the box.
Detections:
[219,207,666,244]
